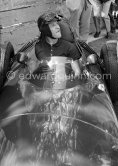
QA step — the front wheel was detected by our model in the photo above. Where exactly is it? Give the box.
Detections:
[0,42,15,91]
[100,41,118,103]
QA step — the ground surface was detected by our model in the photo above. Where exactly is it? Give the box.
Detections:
[0,0,59,52]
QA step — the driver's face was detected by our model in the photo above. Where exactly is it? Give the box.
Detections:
[48,21,61,38]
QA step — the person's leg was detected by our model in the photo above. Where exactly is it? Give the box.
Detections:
[68,0,89,41]
[68,9,81,39]
[93,16,101,37]
[109,2,116,33]
[101,0,112,37]
[79,0,92,42]
[90,0,101,37]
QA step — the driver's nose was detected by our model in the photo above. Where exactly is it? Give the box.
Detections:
[55,23,60,29]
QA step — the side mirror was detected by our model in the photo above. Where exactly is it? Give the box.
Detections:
[86,54,97,65]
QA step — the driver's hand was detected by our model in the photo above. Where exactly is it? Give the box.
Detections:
[71,60,81,78]
[17,52,28,63]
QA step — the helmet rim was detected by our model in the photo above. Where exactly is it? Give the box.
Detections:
[37,12,60,32]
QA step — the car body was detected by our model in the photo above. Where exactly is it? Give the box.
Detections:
[0,38,118,166]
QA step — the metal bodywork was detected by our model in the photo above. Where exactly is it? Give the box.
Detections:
[0,41,118,166]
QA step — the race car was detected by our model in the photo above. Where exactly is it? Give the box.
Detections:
[0,19,118,166]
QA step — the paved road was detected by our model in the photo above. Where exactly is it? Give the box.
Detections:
[0,0,57,51]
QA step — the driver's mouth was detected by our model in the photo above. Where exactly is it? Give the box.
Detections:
[56,28,60,32]
[56,30,61,34]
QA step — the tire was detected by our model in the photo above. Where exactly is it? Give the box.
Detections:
[0,42,15,90]
[100,41,118,103]
[0,128,14,160]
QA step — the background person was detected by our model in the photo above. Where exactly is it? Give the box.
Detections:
[90,0,113,38]
[66,0,92,42]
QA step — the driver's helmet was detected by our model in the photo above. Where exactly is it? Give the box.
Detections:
[37,11,61,38]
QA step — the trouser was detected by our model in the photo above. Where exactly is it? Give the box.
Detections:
[102,1,112,33]
[109,2,117,32]
[69,0,92,42]
[91,0,112,33]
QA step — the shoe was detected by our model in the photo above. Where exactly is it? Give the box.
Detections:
[111,29,116,33]
[105,32,112,39]
[94,31,101,38]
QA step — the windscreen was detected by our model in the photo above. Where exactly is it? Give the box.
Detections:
[0,56,118,166]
